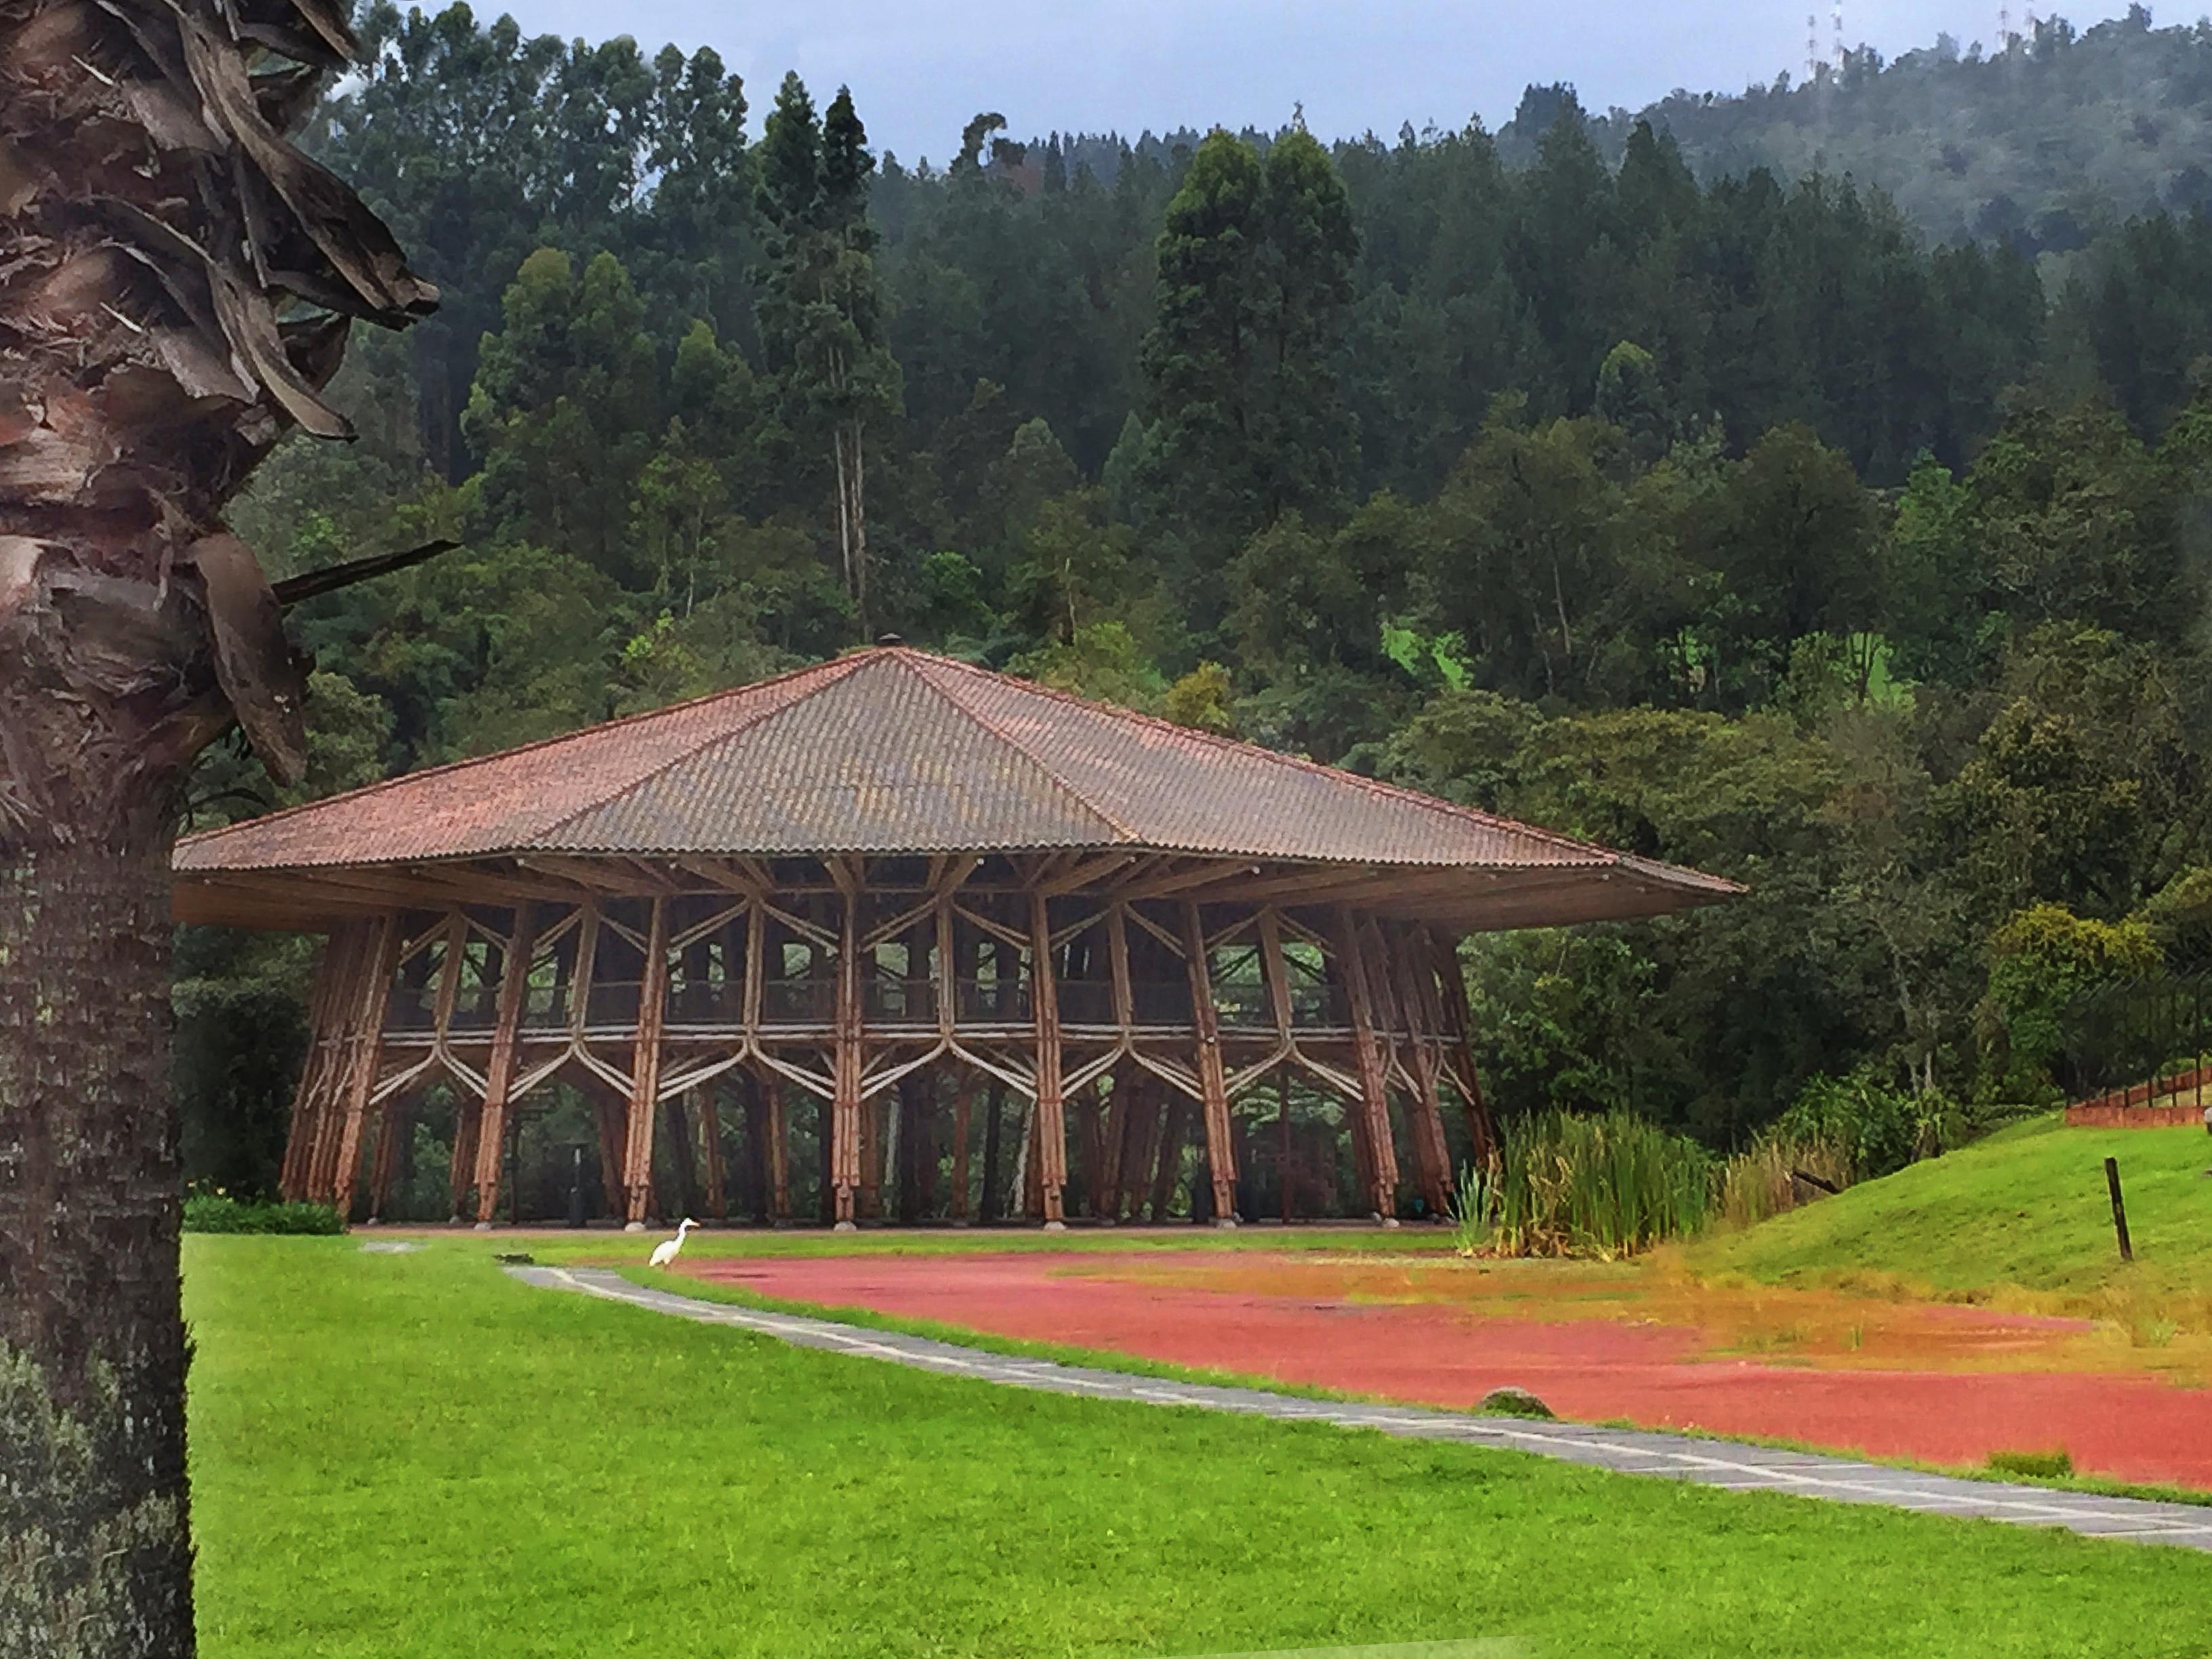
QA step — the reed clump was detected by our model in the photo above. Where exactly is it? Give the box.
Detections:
[1456,1110,1716,1260]
[1717,1134,1856,1229]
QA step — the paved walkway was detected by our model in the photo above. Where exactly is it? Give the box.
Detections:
[514,1265,2212,1553]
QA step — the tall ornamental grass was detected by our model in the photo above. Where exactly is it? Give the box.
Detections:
[1717,1134,1856,1229]
[1470,1110,1715,1259]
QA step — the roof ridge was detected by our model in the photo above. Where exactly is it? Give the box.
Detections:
[888,653,1140,845]
[175,651,869,855]
[903,649,1626,867]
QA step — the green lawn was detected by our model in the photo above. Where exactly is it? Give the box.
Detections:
[186,1237,2212,1658]
[1689,1115,2212,1306]
[439,1220,1464,1269]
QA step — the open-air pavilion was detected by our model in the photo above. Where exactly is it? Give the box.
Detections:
[172,644,1738,1229]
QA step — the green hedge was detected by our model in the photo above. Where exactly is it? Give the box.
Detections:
[183,1193,345,1235]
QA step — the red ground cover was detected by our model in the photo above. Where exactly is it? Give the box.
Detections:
[689,1251,2212,1488]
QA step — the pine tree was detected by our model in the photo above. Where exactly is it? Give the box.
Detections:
[754,75,899,631]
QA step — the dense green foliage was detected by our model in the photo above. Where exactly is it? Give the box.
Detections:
[184,1240,2212,1656]
[179,5,2212,1189]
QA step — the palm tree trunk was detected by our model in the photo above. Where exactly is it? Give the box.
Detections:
[2,2,433,1647]
[0,840,195,1649]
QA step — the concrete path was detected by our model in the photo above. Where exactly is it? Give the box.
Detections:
[514,1265,2212,1553]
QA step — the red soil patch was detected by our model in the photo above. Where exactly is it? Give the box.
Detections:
[688,1251,2212,1489]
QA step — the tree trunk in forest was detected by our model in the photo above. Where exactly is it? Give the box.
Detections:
[1,1,433,1647]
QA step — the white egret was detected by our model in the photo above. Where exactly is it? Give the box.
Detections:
[648,1217,699,1268]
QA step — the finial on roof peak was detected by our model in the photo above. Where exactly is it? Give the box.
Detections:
[875,633,905,647]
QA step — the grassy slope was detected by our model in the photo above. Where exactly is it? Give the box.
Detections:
[184,1238,2212,1659]
[1689,1115,2212,1303]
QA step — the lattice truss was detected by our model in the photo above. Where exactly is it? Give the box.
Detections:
[282,855,1495,1228]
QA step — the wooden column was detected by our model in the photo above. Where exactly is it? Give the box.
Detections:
[664,1092,700,1218]
[471,905,537,1226]
[1094,1072,1125,1224]
[1181,902,1237,1225]
[446,1099,480,1223]
[1148,1094,1189,1222]
[621,897,672,1229]
[1279,1069,1293,1224]
[1391,926,1454,1216]
[281,929,351,1202]
[1028,890,1069,1226]
[832,874,863,1228]
[325,914,405,1214]
[1118,1073,1160,1221]
[950,1073,974,1221]
[1337,908,1399,1222]
[766,1076,792,1219]
[367,1094,405,1223]
[592,1094,626,1218]
[699,1090,727,1220]
[1430,928,1497,1163]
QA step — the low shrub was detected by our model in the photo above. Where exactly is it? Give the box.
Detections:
[1986,1448,2073,1479]
[183,1192,344,1235]
[1775,1071,1961,1179]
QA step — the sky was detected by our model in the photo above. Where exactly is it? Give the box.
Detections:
[493,0,2133,162]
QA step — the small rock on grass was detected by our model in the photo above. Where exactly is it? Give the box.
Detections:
[1479,1387,1555,1419]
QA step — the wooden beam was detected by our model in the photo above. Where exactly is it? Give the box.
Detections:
[1181,902,1238,1226]
[470,905,537,1225]
[621,897,672,1227]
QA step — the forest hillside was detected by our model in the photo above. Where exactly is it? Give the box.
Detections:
[178,1,2212,1193]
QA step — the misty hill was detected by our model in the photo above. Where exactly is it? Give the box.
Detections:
[1031,8,2209,257]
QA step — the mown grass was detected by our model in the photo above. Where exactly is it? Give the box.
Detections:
[185,1237,2212,1658]
[412,1220,1463,1269]
[1689,1115,2212,1307]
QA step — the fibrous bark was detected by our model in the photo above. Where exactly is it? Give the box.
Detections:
[1,1,432,1650]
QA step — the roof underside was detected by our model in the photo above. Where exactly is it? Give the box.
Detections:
[172,647,1740,931]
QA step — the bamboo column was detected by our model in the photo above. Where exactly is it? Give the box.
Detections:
[446,1098,480,1223]
[1336,907,1399,1223]
[1028,890,1069,1226]
[950,1073,974,1221]
[699,1090,727,1220]
[1391,926,1454,1216]
[367,1094,405,1223]
[324,914,405,1214]
[621,896,672,1229]
[281,928,352,1202]
[470,905,537,1226]
[1429,928,1497,1163]
[832,874,863,1229]
[766,1076,791,1219]
[1148,1094,1189,1222]
[1181,901,1237,1225]
[592,1094,625,1217]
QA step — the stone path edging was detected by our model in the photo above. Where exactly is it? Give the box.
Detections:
[512,1265,2212,1553]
